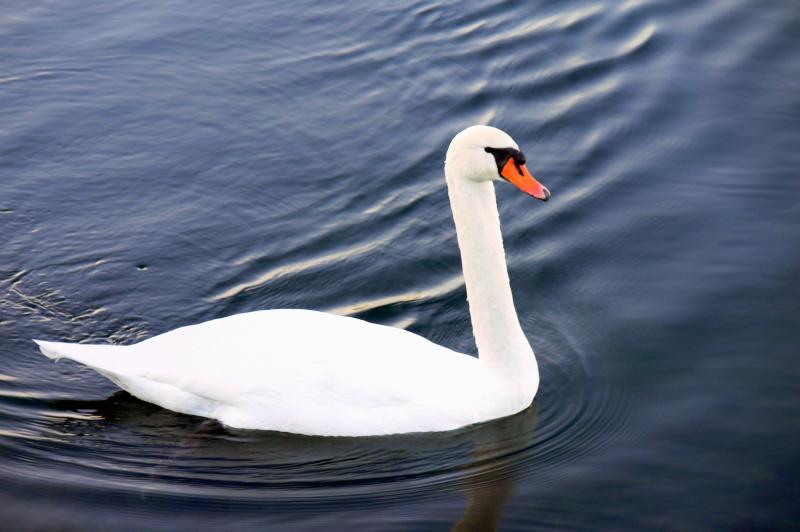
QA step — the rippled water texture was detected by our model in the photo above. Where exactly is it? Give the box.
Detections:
[2,0,799,529]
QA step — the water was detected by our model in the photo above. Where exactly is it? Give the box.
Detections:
[1,0,798,529]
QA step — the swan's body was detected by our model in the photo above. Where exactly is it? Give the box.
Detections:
[37,310,520,436]
[35,125,550,437]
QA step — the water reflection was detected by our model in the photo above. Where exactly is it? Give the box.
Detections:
[37,391,539,528]
[452,406,538,531]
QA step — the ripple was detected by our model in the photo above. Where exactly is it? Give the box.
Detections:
[326,273,463,317]
[3,0,794,527]
[0,327,630,518]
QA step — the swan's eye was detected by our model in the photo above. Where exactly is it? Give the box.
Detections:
[485,147,526,178]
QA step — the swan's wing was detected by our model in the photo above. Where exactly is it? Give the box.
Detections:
[132,309,475,394]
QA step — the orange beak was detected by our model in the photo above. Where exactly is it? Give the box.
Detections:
[501,158,550,201]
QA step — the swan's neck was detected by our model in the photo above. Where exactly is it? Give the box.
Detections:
[445,173,536,376]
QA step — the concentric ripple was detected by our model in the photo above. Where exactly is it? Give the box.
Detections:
[0,348,628,520]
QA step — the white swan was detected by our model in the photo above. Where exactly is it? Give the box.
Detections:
[35,125,550,437]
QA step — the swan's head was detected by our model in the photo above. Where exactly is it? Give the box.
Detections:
[445,125,550,201]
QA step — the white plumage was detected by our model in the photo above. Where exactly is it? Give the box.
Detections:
[36,125,550,436]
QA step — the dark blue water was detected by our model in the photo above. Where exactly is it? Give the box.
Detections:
[2,0,799,529]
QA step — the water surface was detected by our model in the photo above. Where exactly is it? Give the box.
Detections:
[1,0,798,529]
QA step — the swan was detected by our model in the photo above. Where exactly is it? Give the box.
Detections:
[34,125,551,437]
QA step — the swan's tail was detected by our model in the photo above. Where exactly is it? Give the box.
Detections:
[34,339,217,421]
[34,339,129,375]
